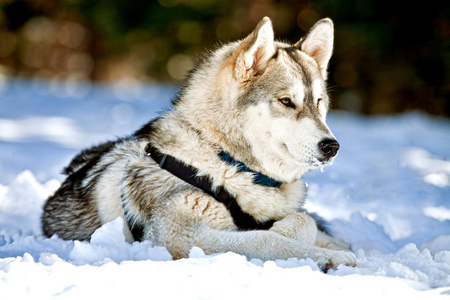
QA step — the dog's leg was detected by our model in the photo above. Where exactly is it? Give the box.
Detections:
[269,212,318,245]
[193,226,356,270]
[269,212,352,252]
[144,191,355,269]
[315,231,351,251]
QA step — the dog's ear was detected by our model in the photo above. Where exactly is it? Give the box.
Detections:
[295,18,334,79]
[234,17,275,82]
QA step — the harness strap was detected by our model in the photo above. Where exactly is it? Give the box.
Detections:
[145,143,275,232]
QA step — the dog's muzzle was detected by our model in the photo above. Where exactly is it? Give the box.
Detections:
[318,138,340,161]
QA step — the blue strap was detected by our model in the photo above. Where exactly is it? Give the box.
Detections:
[219,152,283,188]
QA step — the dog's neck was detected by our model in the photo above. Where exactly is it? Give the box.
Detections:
[219,151,283,188]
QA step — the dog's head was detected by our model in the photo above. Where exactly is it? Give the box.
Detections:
[182,17,337,182]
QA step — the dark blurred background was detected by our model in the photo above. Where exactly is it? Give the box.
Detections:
[0,0,449,116]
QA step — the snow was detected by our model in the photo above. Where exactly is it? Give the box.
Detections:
[1,79,450,298]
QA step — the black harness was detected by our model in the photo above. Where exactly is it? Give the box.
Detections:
[125,144,281,241]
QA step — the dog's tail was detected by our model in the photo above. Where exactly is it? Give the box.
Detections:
[63,141,117,175]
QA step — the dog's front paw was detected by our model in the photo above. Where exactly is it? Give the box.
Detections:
[314,249,356,271]
[270,213,317,244]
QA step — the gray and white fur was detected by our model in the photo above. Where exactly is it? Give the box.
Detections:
[42,17,355,270]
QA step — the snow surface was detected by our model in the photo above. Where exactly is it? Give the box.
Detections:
[1,79,450,298]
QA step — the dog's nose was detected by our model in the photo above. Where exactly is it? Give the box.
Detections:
[318,138,340,160]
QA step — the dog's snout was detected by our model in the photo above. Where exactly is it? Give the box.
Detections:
[318,138,340,160]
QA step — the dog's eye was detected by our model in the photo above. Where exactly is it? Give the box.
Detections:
[278,97,296,109]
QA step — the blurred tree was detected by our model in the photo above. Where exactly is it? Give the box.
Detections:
[0,0,448,116]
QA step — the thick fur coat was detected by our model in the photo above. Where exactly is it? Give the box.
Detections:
[42,17,356,270]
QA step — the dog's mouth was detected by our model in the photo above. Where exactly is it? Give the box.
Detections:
[310,156,335,168]
[276,142,338,178]
[289,153,334,169]
[282,143,335,168]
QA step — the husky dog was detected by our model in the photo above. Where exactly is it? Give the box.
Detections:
[42,17,355,269]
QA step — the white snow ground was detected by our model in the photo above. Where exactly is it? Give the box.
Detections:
[0,79,449,298]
